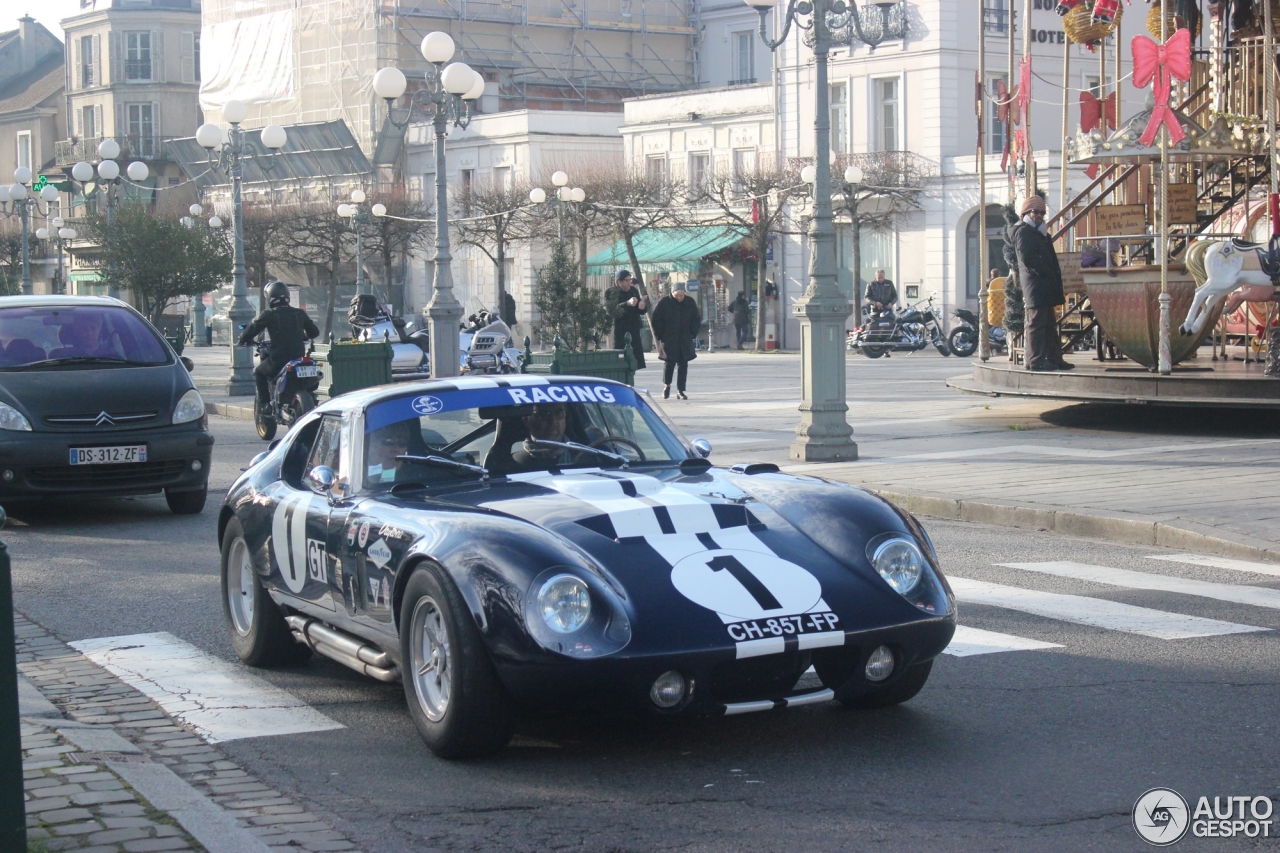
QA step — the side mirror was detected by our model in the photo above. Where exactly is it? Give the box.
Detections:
[180,356,195,372]
[249,451,270,468]
[306,465,337,496]
[691,438,712,458]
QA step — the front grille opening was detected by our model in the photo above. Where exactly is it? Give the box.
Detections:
[709,651,812,705]
[25,459,188,490]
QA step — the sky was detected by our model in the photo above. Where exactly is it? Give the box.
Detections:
[0,0,92,39]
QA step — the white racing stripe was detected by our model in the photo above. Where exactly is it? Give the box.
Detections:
[70,632,344,743]
[943,625,1062,657]
[1147,553,1280,579]
[948,577,1267,639]
[1001,561,1280,611]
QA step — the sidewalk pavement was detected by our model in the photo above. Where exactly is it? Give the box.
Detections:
[17,611,361,853]
[184,345,1280,563]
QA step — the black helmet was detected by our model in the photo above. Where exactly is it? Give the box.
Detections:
[264,281,290,308]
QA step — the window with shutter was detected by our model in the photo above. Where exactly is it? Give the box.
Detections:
[74,37,81,92]
[109,32,119,84]
[151,31,164,83]
[181,32,194,84]
[93,35,102,90]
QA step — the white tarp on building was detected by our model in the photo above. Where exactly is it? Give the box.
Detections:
[199,10,294,109]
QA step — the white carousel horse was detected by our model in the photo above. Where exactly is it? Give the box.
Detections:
[1179,238,1280,336]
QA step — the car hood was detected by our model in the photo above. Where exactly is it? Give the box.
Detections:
[426,465,932,642]
[0,362,188,432]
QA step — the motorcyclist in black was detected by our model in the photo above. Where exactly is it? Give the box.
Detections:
[237,281,320,412]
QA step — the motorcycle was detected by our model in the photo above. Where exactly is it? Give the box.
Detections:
[947,308,1008,358]
[349,298,432,376]
[253,339,322,441]
[851,293,951,358]
[463,318,523,374]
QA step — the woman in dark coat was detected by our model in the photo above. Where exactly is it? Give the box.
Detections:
[650,285,702,399]
[607,269,647,369]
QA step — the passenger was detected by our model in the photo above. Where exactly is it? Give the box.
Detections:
[366,420,414,487]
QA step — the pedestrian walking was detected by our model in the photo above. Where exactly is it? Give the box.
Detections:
[651,284,701,399]
[730,291,750,350]
[1007,195,1072,371]
[607,269,647,369]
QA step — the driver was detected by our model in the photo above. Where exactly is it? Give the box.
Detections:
[365,419,413,487]
[62,312,120,358]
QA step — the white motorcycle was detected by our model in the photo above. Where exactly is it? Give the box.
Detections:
[463,319,523,374]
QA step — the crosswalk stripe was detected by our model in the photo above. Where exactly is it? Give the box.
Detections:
[70,632,344,744]
[1146,553,1280,579]
[944,625,1062,657]
[948,576,1267,639]
[1000,561,1280,611]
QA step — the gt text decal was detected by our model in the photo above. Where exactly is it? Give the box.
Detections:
[307,540,327,584]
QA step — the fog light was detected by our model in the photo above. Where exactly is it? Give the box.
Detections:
[1,470,12,482]
[191,460,202,472]
[650,670,686,708]
[865,646,895,682]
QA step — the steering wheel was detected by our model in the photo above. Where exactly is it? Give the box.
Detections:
[589,435,645,462]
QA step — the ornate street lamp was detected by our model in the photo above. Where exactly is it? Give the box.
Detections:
[0,168,61,294]
[529,171,586,242]
[744,0,904,462]
[69,140,149,298]
[34,218,76,295]
[337,189,386,298]
[181,203,224,346]
[373,32,485,378]
[195,101,289,395]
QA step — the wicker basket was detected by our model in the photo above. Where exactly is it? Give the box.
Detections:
[1145,5,1201,39]
[1065,2,1123,45]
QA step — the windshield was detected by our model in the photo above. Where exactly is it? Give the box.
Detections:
[362,382,689,489]
[0,305,171,369]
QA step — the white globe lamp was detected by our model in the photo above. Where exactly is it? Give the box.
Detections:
[844,165,864,184]
[209,216,223,228]
[372,67,408,101]
[40,186,58,202]
[441,63,475,94]
[196,124,224,149]
[351,189,366,204]
[35,227,48,240]
[371,203,387,217]
[71,161,94,182]
[463,70,486,101]
[421,32,456,64]
[97,160,120,181]
[97,139,120,160]
[222,100,248,124]
[260,124,288,150]
[8,183,27,200]
[551,170,569,187]
[13,167,32,185]
[126,161,148,181]
[529,187,546,204]
[801,164,817,184]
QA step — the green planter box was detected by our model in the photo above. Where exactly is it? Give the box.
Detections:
[163,331,185,355]
[520,335,637,386]
[313,339,393,398]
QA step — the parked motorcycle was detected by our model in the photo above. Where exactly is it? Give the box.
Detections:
[463,318,522,374]
[253,340,322,441]
[349,297,433,376]
[947,308,1008,358]
[852,293,951,358]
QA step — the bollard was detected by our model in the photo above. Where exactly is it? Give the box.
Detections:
[0,506,24,850]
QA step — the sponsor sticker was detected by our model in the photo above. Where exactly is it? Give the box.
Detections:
[367,538,393,569]
[378,524,409,541]
[358,521,371,548]
[412,395,445,415]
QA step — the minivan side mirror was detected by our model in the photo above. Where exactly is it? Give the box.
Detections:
[180,356,195,372]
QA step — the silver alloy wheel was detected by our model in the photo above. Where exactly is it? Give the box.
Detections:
[227,537,256,637]
[410,596,452,722]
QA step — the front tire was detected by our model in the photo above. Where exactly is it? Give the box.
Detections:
[220,517,311,667]
[165,486,207,515]
[839,660,933,709]
[948,327,978,357]
[400,563,515,758]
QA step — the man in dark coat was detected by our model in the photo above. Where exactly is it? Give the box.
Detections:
[864,269,898,313]
[607,269,647,369]
[730,291,750,349]
[1008,195,1072,371]
[237,281,321,411]
[651,285,701,399]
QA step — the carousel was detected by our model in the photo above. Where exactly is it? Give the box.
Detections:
[951,0,1280,408]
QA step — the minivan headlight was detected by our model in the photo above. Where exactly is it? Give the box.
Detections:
[0,402,32,431]
[172,389,204,425]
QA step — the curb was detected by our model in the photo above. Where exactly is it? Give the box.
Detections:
[206,401,254,421]
[871,487,1280,564]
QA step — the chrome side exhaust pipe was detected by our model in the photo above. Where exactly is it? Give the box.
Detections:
[285,615,399,683]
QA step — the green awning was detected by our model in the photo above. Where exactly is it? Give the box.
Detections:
[586,226,750,276]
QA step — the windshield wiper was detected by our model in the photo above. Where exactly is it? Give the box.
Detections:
[15,356,133,368]
[525,439,629,468]
[398,454,489,480]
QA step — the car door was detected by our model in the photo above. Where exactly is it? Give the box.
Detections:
[264,416,340,613]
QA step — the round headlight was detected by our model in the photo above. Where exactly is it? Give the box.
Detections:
[538,574,591,634]
[871,538,924,595]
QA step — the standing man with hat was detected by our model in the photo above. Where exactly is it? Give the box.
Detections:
[651,284,701,399]
[608,269,647,369]
[1008,194,1073,371]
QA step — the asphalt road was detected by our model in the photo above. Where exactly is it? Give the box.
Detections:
[8,407,1280,852]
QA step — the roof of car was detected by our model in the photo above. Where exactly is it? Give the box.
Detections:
[318,374,632,414]
[0,295,131,309]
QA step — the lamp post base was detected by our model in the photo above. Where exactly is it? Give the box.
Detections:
[789,290,856,463]
[790,426,858,462]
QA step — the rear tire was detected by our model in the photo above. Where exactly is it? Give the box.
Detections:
[862,345,886,359]
[255,398,277,441]
[839,660,933,709]
[948,327,977,358]
[220,517,311,667]
[165,486,207,515]
[400,562,515,758]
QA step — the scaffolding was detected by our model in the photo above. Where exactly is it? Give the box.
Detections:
[199,0,697,160]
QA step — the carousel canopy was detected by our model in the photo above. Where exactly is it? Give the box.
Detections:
[1068,109,1270,164]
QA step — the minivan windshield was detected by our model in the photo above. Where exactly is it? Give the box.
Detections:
[0,305,171,369]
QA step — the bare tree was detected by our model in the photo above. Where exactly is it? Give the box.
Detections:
[580,164,677,302]
[697,160,807,351]
[362,190,433,315]
[240,203,298,291]
[277,205,353,339]
[451,177,532,322]
[831,152,930,319]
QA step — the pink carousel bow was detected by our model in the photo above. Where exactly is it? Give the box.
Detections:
[1131,28,1192,147]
